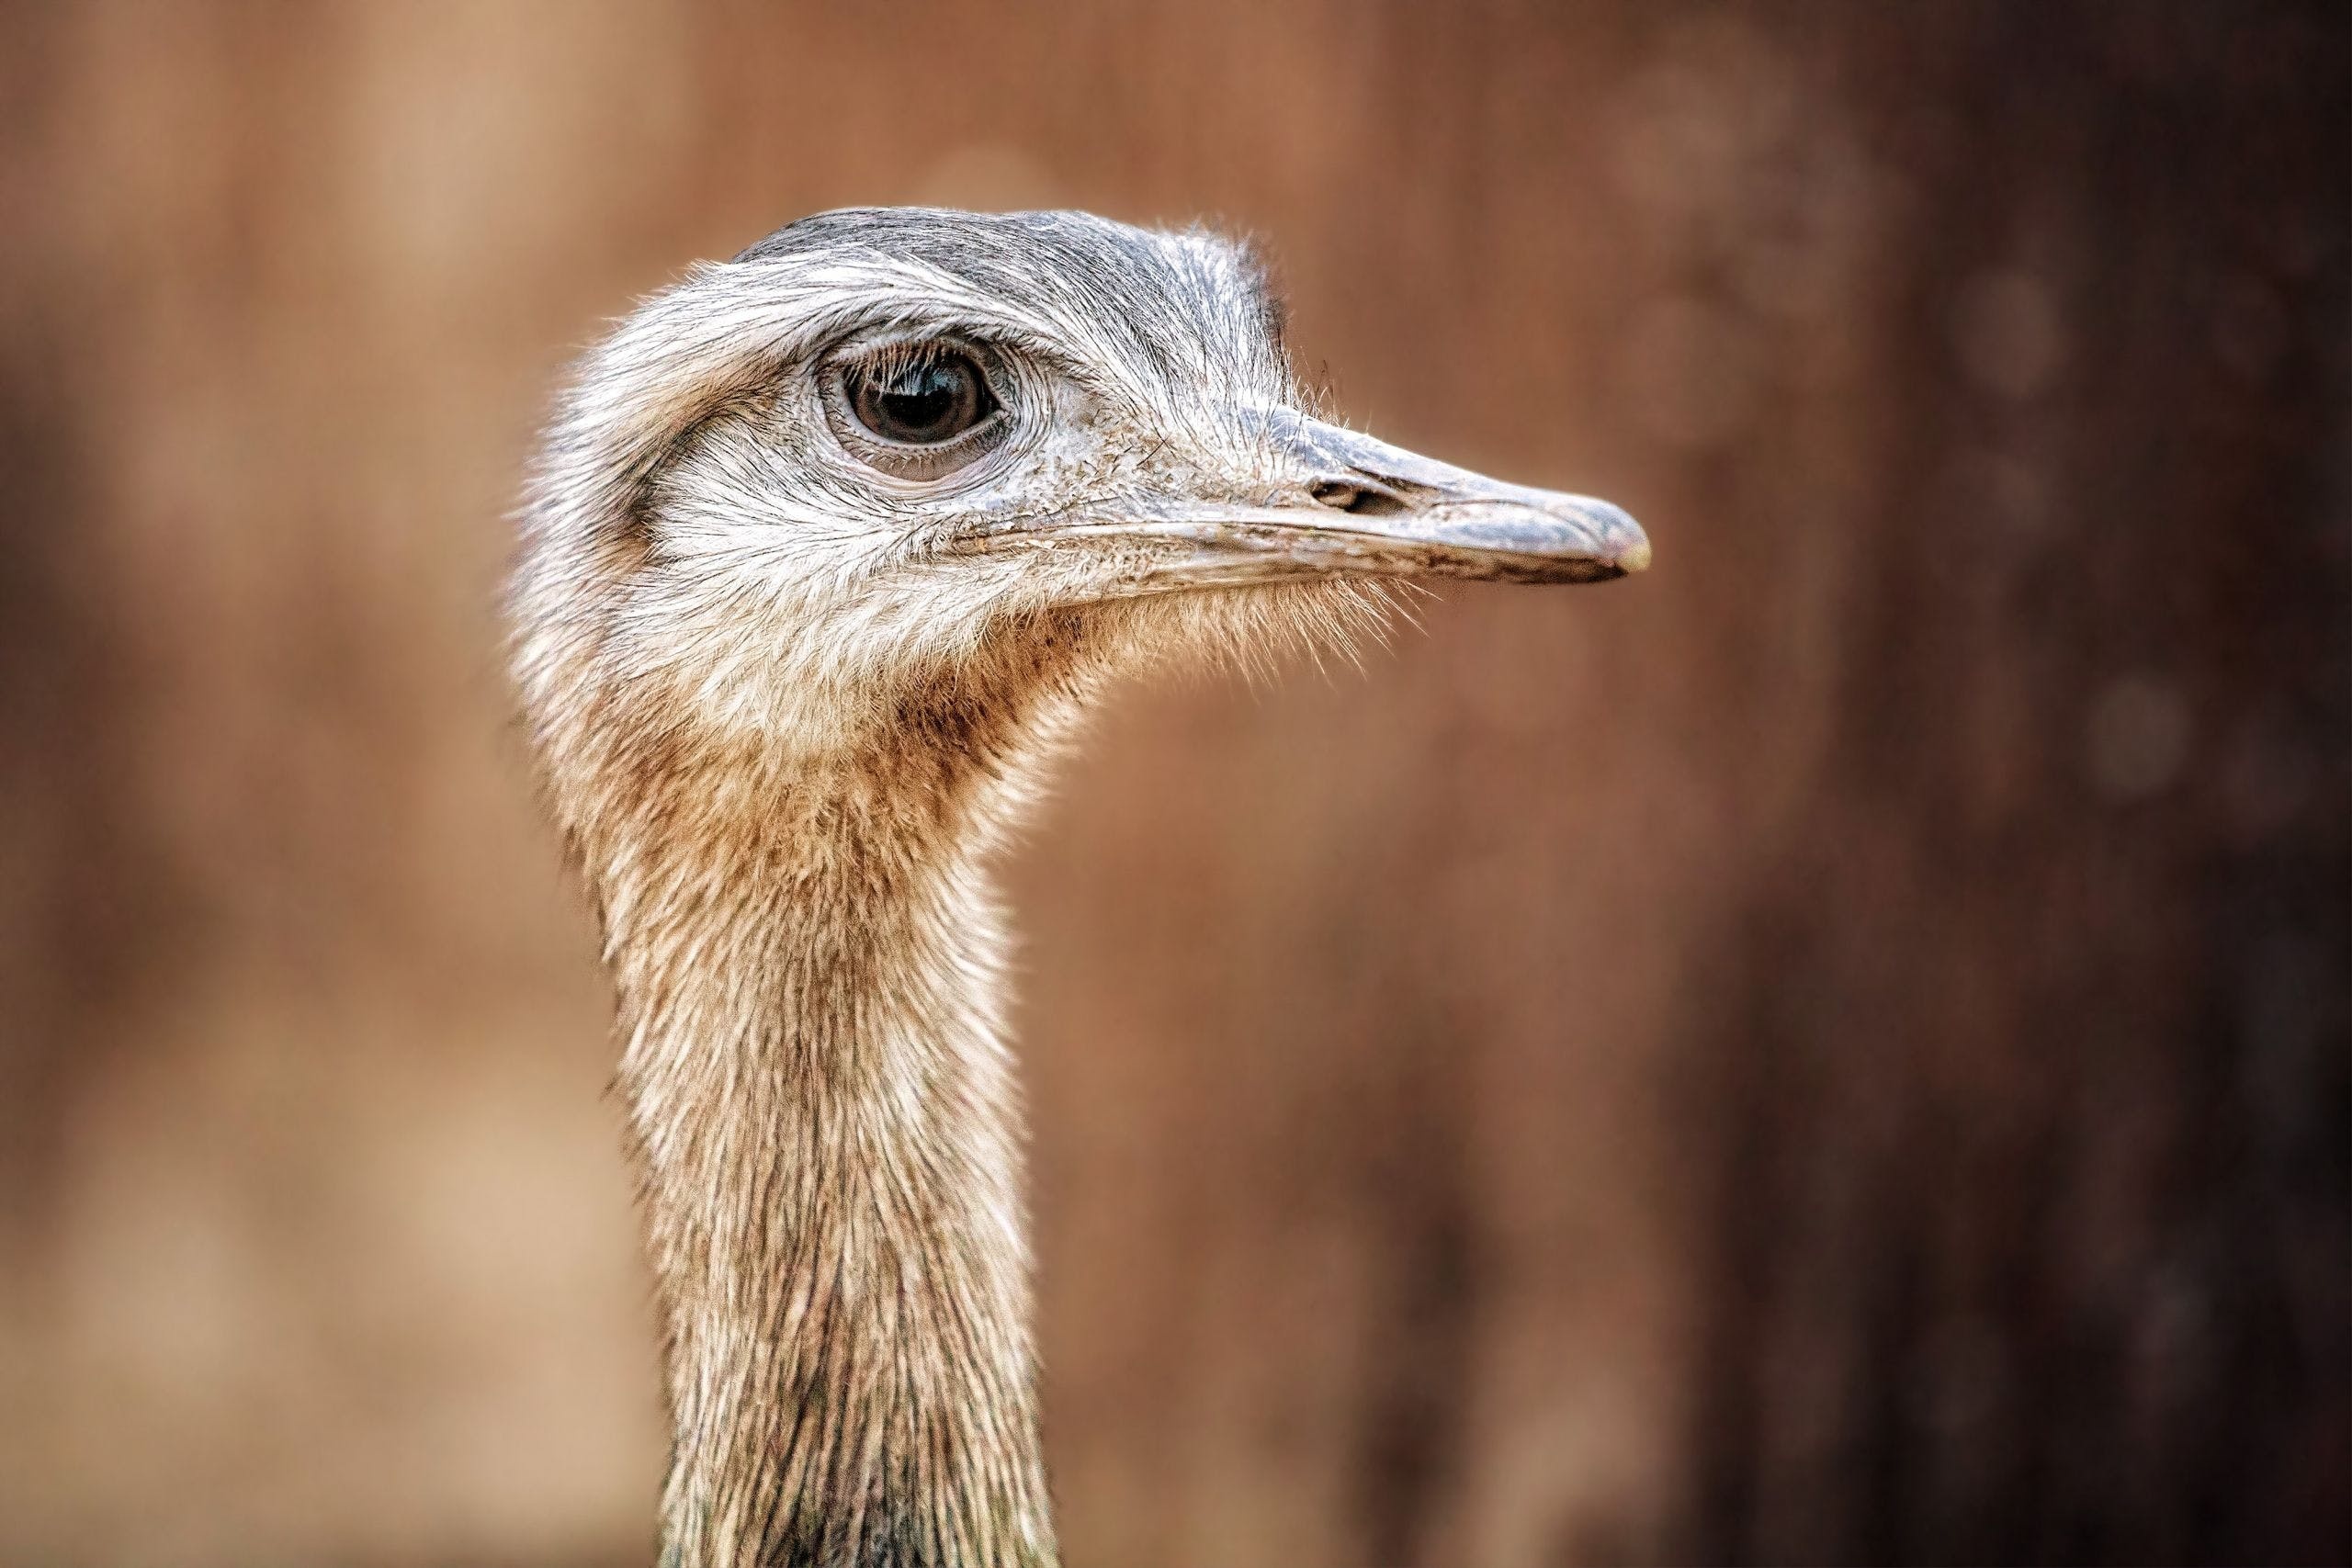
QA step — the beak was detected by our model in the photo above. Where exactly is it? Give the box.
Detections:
[958,406,1648,593]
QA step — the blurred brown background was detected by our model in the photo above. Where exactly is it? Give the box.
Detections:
[1,2,2345,1564]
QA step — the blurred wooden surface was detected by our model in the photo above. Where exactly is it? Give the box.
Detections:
[0,2,2342,1563]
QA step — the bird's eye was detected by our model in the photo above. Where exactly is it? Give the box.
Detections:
[845,348,998,446]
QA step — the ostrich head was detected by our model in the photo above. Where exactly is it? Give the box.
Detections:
[514,208,1645,798]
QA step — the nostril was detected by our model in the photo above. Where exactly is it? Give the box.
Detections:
[1309,479,1411,516]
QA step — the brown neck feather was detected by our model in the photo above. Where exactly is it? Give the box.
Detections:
[590,684,1072,1567]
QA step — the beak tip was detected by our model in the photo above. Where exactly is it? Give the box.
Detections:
[1616,534,1653,575]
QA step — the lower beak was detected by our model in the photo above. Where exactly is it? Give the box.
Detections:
[963,407,1648,592]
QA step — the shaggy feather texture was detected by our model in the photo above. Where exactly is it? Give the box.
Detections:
[514,209,1385,1567]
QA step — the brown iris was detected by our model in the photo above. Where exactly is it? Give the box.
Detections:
[846,348,998,446]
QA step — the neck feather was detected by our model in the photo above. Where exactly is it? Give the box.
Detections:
[599,711,1065,1567]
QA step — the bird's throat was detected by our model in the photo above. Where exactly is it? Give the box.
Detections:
[606,756,1057,1567]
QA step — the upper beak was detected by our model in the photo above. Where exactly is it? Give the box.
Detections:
[958,406,1648,592]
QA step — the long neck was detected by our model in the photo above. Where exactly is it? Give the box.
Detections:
[605,740,1057,1567]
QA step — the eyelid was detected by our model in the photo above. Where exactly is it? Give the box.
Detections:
[832,329,996,377]
[857,337,968,393]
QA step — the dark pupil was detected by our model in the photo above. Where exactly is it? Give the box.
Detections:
[860,355,983,444]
